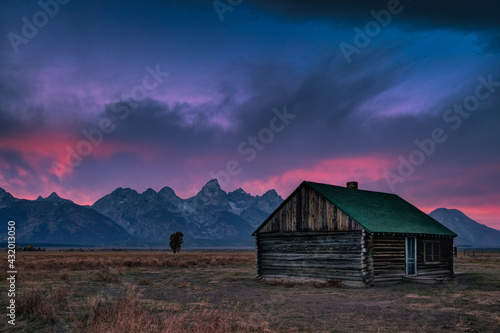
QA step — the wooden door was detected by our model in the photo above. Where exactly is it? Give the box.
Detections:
[405,236,417,276]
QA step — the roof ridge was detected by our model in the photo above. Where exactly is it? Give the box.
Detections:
[303,180,400,197]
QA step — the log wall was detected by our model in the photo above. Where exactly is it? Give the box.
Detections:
[371,235,455,283]
[257,185,362,233]
[256,231,364,282]
[361,229,374,285]
[372,235,406,284]
[416,237,454,278]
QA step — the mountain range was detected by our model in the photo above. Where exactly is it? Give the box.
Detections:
[92,179,283,246]
[0,187,131,246]
[0,181,499,248]
[430,208,500,248]
[0,179,283,247]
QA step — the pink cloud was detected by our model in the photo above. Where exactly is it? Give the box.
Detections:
[238,155,393,197]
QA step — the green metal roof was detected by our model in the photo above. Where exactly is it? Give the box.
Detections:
[304,181,456,236]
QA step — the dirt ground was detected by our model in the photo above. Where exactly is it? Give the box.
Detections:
[2,251,499,332]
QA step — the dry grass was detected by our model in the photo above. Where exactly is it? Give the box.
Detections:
[2,250,499,332]
[263,279,297,288]
[10,251,253,273]
[312,278,342,288]
[17,288,68,323]
[95,268,122,283]
[58,271,70,281]
[138,278,150,285]
[263,277,342,288]
[74,290,271,333]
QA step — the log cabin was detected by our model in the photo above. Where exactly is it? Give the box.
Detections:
[252,181,457,286]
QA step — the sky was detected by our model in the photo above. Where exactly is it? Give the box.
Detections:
[0,0,499,229]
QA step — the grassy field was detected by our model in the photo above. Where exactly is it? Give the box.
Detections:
[1,250,499,332]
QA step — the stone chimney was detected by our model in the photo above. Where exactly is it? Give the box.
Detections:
[346,181,358,189]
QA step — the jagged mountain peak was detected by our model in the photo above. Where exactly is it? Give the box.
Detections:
[142,188,157,196]
[201,178,222,192]
[258,190,283,208]
[92,187,141,209]
[111,187,139,195]
[228,188,252,203]
[0,188,15,206]
[48,192,60,199]
[198,179,226,198]
[233,187,247,194]
[159,186,176,196]
[262,189,280,198]
[0,187,10,196]
[191,179,229,208]
[158,187,182,204]
[44,192,73,204]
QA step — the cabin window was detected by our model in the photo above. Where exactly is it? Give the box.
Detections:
[424,241,440,263]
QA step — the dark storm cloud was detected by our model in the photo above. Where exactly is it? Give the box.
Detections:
[234,53,500,192]
[249,0,500,30]
[0,149,35,178]
[100,99,226,154]
[0,108,42,139]
[249,0,500,51]
[82,45,499,184]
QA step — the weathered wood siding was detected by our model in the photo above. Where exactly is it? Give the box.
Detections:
[417,237,454,278]
[372,235,406,283]
[361,230,374,285]
[258,185,362,233]
[371,235,454,283]
[256,231,364,282]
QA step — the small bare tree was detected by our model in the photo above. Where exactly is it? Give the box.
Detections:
[169,231,184,253]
